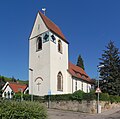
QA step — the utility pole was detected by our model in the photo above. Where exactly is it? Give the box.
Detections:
[29,68,33,101]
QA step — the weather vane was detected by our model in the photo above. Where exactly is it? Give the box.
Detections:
[42,8,46,15]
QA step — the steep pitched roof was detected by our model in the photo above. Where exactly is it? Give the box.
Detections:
[68,62,93,83]
[39,11,68,43]
[9,83,27,93]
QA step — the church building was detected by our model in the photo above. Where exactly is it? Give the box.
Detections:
[29,11,93,96]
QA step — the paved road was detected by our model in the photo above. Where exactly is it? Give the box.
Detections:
[47,107,120,119]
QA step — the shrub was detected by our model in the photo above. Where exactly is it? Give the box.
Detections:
[13,93,21,100]
[83,92,96,101]
[110,95,120,103]
[23,94,31,101]
[0,100,47,119]
[99,93,110,101]
[71,90,84,101]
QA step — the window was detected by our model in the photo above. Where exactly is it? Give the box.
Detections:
[8,91,10,99]
[37,37,42,51]
[58,40,62,53]
[75,79,77,91]
[51,34,56,43]
[4,92,6,98]
[57,72,63,91]
[43,32,49,43]
[38,24,40,31]
[82,75,85,79]
[87,84,89,93]
[81,82,83,91]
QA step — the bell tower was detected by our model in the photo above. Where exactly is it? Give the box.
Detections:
[29,11,69,96]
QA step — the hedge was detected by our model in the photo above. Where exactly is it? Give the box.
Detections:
[44,94,72,101]
[0,100,47,119]
[12,90,120,103]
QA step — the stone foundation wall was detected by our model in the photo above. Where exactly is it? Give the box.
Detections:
[47,100,120,113]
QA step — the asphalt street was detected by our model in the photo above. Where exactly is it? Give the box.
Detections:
[47,107,120,119]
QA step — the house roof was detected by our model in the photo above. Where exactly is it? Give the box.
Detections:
[39,11,68,44]
[8,83,27,93]
[68,62,93,83]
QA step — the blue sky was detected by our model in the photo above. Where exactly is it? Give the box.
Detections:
[0,0,120,80]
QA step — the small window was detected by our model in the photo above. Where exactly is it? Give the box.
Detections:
[75,79,77,91]
[8,91,10,99]
[82,82,83,91]
[38,24,40,30]
[87,84,89,93]
[43,32,49,43]
[57,72,63,91]
[58,40,62,53]
[4,92,6,98]
[51,35,56,43]
[37,37,42,51]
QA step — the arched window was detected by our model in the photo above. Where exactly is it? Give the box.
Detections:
[4,92,6,98]
[58,40,62,53]
[57,72,63,91]
[37,37,42,51]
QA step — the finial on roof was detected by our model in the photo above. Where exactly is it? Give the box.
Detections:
[42,8,46,15]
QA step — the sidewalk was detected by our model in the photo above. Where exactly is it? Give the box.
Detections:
[84,107,120,119]
[100,107,120,116]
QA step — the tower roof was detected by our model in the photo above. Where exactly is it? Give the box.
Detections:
[39,11,68,43]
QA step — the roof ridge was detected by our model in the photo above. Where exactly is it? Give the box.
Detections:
[39,11,60,30]
[9,82,27,86]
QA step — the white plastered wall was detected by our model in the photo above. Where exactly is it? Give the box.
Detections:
[29,13,50,96]
[2,86,13,98]
[49,32,69,95]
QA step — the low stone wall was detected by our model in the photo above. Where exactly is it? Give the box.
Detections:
[47,100,120,113]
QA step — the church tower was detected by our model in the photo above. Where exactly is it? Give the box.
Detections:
[29,11,69,96]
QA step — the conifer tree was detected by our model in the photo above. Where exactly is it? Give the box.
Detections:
[99,41,120,95]
[76,55,85,70]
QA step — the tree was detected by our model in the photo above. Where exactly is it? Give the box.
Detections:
[99,41,120,95]
[76,55,85,70]
[12,76,16,82]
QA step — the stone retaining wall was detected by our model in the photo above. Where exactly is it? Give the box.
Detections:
[47,100,120,113]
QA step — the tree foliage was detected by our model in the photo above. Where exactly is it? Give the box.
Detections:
[99,41,120,95]
[76,55,85,70]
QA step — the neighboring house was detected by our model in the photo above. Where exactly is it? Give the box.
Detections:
[29,11,94,96]
[2,82,28,99]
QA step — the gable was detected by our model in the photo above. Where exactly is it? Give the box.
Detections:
[3,84,13,93]
[29,12,68,44]
[29,12,48,39]
[39,11,68,43]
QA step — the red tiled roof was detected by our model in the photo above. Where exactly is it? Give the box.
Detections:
[9,83,27,93]
[68,62,93,83]
[39,11,68,43]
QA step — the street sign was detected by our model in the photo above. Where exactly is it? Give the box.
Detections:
[95,87,101,93]
[48,89,51,96]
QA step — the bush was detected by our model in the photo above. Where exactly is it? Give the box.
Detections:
[83,93,96,101]
[13,93,21,100]
[23,94,31,101]
[71,90,84,101]
[99,93,110,101]
[110,95,120,103]
[0,100,47,119]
